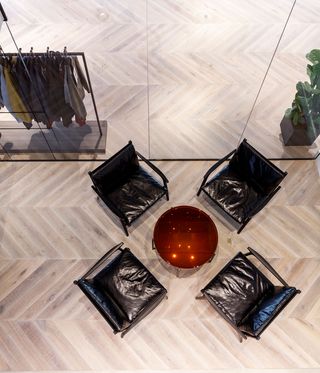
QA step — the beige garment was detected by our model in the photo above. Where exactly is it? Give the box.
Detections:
[3,64,32,123]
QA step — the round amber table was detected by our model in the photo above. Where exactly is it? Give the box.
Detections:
[153,205,218,269]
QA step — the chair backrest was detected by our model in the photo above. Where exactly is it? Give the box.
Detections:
[229,140,286,195]
[90,142,140,192]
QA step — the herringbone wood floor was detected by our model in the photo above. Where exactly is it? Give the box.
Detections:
[0,159,319,372]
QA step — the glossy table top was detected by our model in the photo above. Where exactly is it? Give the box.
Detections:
[153,205,218,269]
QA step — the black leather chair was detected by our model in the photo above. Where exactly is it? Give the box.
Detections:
[89,141,169,236]
[197,247,300,342]
[197,139,287,233]
[74,242,167,337]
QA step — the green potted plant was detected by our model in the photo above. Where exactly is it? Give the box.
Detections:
[281,49,320,146]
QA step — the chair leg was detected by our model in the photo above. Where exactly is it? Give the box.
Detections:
[165,189,169,201]
[237,218,251,234]
[121,329,129,338]
[196,187,202,197]
[121,219,129,236]
[208,255,214,263]
[235,328,247,343]
[195,293,205,300]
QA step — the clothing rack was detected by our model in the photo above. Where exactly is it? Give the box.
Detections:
[1,50,102,136]
[0,4,106,160]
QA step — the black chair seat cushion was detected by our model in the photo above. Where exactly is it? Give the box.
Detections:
[203,166,265,223]
[94,249,166,323]
[106,167,166,223]
[202,253,274,325]
[77,279,129,333]
[239,286,297,336]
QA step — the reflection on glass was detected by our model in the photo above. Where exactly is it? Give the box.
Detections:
[0,9,106,159]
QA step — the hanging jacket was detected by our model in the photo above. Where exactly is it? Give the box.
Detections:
[0,79,3,108]
[74,56,90,93]
[0,64,12,112]
[3,64,33,123]
[64,56,87,125]
[45,54,75,127]
[1,62,32,128]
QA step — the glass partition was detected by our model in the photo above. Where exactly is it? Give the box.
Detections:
[0,0,318,161]
[147,0,302,159]
[147,0,320,160]
[0,1,106,160]
[239,0,320,159]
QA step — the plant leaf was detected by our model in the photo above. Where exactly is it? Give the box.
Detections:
[303,81,313,93]
[285,108,292,118]
[311,64,320,88]
[313,117,320,125]
[296,81,308,96]
[292,111,300,125]
[307,64,312,75]
[306,49,320,64]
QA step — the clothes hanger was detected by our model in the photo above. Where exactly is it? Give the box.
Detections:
[63,46,71,65]
[0,45,8,65]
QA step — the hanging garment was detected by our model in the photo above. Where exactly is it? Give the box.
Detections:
[45,54,75,127]
[3,64,33,123]
[27,56,54,127]
[0,52,90,129]
[1,57,42,128]
[74,56,90,93]
[0,78,3,108]
[64,56,87,126]
[0,64,12,111]
[0,62,32,126]
[10,57,38,128]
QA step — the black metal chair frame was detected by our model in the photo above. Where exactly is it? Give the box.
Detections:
[196,247,301,342]
[197,139,287,233]
[89,141,169,236]
[74,242,168,338]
